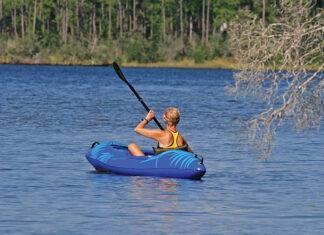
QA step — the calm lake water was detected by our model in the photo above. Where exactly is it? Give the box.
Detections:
[0,65,323,234]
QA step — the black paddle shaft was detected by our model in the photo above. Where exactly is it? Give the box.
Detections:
[112,62,164,130]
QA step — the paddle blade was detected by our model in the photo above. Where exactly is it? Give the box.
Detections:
[112,62,126,82]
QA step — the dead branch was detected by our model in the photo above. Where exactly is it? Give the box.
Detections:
[228,0,324,160]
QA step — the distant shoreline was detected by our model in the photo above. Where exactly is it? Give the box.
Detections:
[0,58,239,70]
[0,58,321,71]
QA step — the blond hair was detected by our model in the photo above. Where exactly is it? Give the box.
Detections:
[164,107,180,126]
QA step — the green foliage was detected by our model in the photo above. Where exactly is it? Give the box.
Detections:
[0,0,322,64]
[41,31,60,48]
[212,0,243,27]
[209,35,231,57]
[124,34,161,63]
[0,34,40,62]
[158,36,183,61]
[191,46,210,63]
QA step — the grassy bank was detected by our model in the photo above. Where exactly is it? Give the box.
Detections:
[2,57,321,71]
[0,57,239,70]
[121,58,239,69]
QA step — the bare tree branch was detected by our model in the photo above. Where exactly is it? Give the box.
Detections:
[228,0,324,160]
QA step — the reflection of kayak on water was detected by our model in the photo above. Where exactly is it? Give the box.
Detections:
[86,141,206,180]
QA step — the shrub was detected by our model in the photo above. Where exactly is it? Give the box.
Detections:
[191,46,210,63]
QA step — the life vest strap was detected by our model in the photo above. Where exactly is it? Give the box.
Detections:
[153,143,189,155]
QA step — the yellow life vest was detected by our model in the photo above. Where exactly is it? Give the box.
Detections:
[165,130,179,149]
[153,130,188,155]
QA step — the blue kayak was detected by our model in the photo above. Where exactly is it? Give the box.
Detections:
[86,141,206,180]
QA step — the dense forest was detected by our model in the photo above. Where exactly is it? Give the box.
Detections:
[0,0,323,65]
